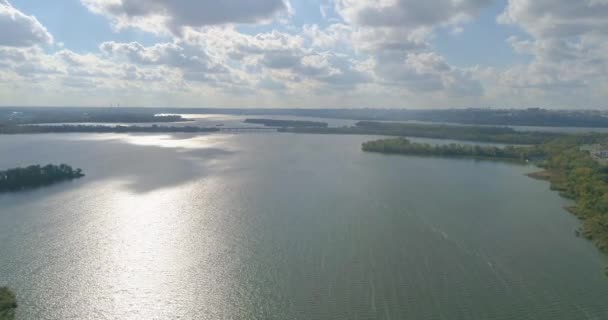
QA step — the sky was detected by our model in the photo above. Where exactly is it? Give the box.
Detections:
[0,0,607,109]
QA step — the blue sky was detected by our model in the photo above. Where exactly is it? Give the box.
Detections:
[1,0,607,108]
[433,1,529,68]
[10,0,167,52]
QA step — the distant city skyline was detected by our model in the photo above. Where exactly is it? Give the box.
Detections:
[1,0,607,109]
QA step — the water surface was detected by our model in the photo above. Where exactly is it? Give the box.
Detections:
[0,133,607,319]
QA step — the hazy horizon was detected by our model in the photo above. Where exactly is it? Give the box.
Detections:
[0,106,605,112]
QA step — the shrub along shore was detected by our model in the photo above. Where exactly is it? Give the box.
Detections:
[0,288,17,320]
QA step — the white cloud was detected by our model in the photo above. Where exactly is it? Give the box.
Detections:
[0,0,53,47]
[375,51,482,95]
[303,24,351,49]
[99,41,228,74]
[185,27,371,91]
[335,0,491,29]
[494,0,608,106]
[498,0,608,38]
[329,0,488,97]
[81,0,291,34]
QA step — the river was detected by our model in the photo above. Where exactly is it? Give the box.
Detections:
[0,132,607,319]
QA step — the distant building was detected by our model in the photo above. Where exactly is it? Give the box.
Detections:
[581,144,608,160]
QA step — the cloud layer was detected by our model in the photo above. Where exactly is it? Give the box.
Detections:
[0,0,53,47]
[1,0,608,108]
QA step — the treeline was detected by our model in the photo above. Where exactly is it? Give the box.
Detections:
[369,108,608,128]
[0,109,190,125]
[362,138,545,161]
[0,125,220,135]
[244,119,328,128]
[0,287,17,320]
[281,121,564,144]
[0,164,84,192]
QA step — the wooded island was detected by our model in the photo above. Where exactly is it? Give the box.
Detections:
[362,138,545,161]
[280,121,563,144]
[0,164,84,193]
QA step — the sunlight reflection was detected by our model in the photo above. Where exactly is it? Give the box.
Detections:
[94,178,237,319]
[120,134,223,149]
[74,133,233,150]
[178,114,243,121]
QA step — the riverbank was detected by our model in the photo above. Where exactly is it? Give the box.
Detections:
[362,135,608,270]
[539,152,608,254]
[526,170,554,180]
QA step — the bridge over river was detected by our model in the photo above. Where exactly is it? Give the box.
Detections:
[218,127,278,133]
